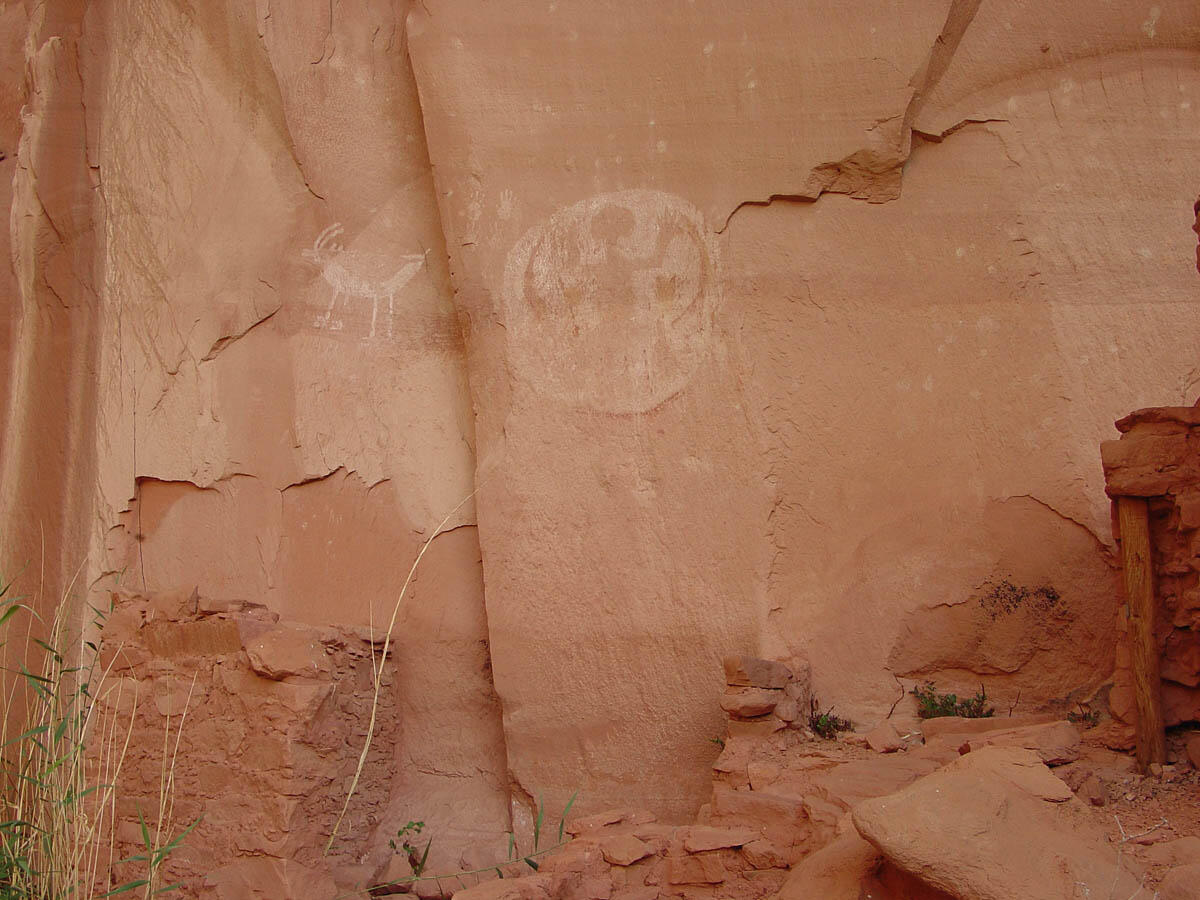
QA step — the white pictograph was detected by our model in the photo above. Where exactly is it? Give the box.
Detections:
[303,224,427,339]
[502,190,720,413]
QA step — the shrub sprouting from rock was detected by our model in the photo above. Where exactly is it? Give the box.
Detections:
[910,682,995,719]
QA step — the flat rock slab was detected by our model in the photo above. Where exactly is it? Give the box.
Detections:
[720,687,783,718]
[680,826,759,852]
[598,833,652,866]
[919,714,1058,741]
[666,852,727,885]
[853,748,1141,900]
[927,720,1081,766]
[722,656,792,689]
[567,810,654,835]
[812,753,943,811]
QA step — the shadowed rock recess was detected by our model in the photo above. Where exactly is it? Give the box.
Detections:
[2,1,1199,897]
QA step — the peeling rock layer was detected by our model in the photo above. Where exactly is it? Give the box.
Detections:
[2,0,1200,861]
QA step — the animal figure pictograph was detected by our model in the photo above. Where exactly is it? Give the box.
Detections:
[303,223,428,339]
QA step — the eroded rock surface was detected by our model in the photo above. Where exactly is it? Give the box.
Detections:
[3,3,1200,891]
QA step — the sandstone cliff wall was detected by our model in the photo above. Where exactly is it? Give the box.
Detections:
[2,0,1199,884]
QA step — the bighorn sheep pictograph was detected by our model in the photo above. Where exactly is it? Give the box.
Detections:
[303,223,428,339]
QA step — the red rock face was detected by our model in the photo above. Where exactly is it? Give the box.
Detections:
[1,0,510,887]
[1194,196,1200,274]
[0,2,25,441]
[3,1,1200,892]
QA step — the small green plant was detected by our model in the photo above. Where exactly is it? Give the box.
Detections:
[708,737,725,750]
[351,793,578,899]
[388,821,431,877]
[808,699,852,740]
[910,682,995,719]
[513,792,575,873]
[1067,705,1101,728]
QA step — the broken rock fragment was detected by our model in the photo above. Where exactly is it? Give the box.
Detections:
[245,625,330,680]
[863,721,904,753]
[680,826,758,853]
[598,834,652,866]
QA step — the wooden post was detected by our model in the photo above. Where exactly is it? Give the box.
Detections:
[1116,496,1166,771]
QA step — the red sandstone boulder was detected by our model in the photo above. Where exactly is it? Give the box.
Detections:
[774,831,952,900]
[852,748,1141,900]
[774,831,880,900]
[666,852,727,885]
[704,785,808,852]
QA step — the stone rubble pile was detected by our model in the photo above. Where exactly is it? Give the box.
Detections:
[1102,402,1200,730]
[454,656,1200,900]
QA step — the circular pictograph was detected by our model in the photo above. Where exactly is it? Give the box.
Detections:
[502,190,721,414]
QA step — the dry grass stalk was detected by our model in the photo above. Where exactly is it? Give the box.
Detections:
[326,490,478,854]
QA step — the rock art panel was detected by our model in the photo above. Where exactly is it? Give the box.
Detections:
[3,0,510,892]
[502,190,720,413]
[408,0,1200,819]
[5,0,1200,885]
[412,2,780,817]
